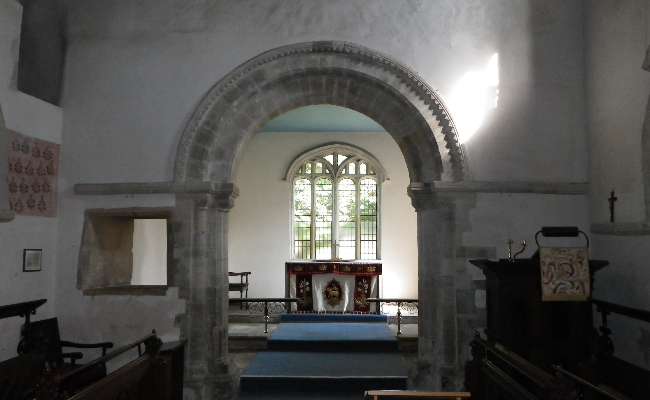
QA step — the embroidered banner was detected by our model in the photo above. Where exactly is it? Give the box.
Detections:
[295,274,313,312]
[539,247,590,301]
[7,130,59,217]
[354,276,372,312]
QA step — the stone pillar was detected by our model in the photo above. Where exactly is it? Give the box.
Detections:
[409,185,458,391]
[179,188,237,400]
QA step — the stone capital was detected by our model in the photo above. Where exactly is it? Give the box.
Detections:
[182,184,239,212]
[408,182,449,211]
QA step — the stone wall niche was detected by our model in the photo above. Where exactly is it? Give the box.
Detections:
[77,207,173,296]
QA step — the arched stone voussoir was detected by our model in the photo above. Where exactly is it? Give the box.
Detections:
[174,41,468,183]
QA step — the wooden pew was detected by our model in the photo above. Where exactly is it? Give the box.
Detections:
[465,333,573,400]
[32,331,164,400]
[567,298,650,400]
[364,391,471,399]
[0,352,42,400]
[466,332,637,400]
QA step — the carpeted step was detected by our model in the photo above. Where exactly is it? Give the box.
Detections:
[239,352,408,393]
[237,391,363,399]
[280,314,388,323]
[267,322,398,352]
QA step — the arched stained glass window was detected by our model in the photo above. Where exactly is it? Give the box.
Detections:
[286,144,387,260]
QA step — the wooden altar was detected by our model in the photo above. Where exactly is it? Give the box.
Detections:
[286,261,382,313]
[469,258,608,372]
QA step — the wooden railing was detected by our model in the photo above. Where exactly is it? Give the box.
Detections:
[551,364,632,400]
[0,299,46,321]
[590,297,650,356]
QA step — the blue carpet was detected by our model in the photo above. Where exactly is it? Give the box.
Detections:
[281,314,388,323]
[240,352,407,392]
[267,323,398,352]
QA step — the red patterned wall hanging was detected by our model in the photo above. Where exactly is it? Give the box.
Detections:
[7,130,59,217]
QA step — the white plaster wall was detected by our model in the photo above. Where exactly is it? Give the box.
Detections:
[583,0,650,370]
[585,0,650,223]
[0,0,63,361]
[132,218,167,286]
[463,193,591,278]
[61,0,588,184]
[229,132,417,298]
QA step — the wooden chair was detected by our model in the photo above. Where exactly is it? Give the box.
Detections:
[229,272,251,309]
[19,317,113,396]
[364,391,471,400]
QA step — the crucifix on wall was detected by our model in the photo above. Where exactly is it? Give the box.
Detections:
[608,189,617,223]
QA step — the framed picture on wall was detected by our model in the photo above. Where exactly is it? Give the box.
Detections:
[23,249,42,272]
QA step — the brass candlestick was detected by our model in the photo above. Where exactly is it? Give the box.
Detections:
[507,239,527,262]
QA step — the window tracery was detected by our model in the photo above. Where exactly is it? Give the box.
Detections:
[286,144,386,260]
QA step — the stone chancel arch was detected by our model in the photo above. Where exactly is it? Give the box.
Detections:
[175,41,467,184]
[173,41,470,398]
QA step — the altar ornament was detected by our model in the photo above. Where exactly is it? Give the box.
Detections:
[506,239,527,262]
[535,226,590,301]
[324,279,343,307]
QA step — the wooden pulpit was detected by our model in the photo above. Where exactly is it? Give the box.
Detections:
[469,258,608,373]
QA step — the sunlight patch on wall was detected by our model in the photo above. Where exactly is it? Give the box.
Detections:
[448,53,499,144]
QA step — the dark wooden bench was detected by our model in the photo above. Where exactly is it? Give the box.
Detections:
[229,271,251,298]
[229,271,251,309]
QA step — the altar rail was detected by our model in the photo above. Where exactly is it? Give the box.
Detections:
[229,298,298,333]
[229,298,418,334]
[368,298,418,335]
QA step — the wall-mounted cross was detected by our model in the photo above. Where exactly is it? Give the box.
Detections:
[608,189,617,223]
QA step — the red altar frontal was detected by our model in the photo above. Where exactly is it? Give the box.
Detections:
[285,261,382,313]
